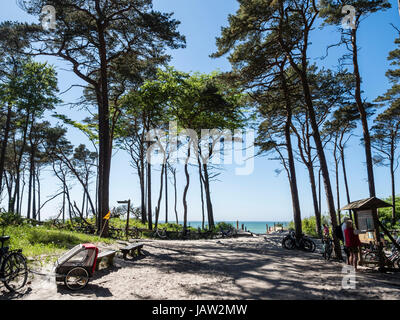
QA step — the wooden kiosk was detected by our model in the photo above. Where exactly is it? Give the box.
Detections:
[340,197,398,270]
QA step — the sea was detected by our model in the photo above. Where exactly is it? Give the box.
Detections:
[160,221,290,234]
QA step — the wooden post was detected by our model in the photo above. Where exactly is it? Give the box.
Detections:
[353,210,363,266]
[126,199,131,238]
[237,220,239,230]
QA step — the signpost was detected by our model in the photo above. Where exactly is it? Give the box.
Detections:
[117,199,131,238]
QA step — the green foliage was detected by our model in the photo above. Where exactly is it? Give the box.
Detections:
[0,211,24,226]
[215,221,234,231]
[3,224,113,259]
[289,215,331,237]
[378,196,400,228]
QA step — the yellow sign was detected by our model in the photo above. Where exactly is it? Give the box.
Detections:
[103,211,111,220]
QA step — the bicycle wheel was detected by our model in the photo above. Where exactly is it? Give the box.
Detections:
[310,239,316,253]
[325,243,332,260]
[282,236,295,249]
[64,267,89,290]
[364,252,377,263]
[1,252,28,292]
[394,257,400,269]
[155,228,167,239]
[301,238,315,252]
[133,228,142,239]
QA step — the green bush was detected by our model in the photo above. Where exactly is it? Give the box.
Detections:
[378,196,400,229]
[27,228,84,247]
[2,224,114,259]
[288,215,331,237]
[0,212,24,226]
[215,222,234,232]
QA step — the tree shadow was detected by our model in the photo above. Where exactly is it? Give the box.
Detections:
[136,236,400,299]
[56,282,113,298]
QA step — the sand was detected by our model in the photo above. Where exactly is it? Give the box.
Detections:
[3,233,400,300]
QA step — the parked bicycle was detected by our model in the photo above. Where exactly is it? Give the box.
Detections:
[321,236,333,260]
[197,228,217,239]
[153,227,168,239]
[0,235,28,292]
[127,226,143,239]
[108,226,124,239]
[75,224,95,235]
[220,226,238,238]
[282,230,316,252]
[363,242,400,268]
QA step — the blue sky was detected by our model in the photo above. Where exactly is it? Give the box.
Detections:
[1,0,400,223]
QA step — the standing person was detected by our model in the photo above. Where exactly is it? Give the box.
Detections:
[344,220,361,271]
[341,217,350,265]
[323,224,330,238]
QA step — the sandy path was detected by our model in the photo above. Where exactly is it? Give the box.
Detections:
[3,234,400,300]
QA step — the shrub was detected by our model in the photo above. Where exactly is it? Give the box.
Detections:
[0,212,24,226]
[288,215,331,237]
[215,222,234,232]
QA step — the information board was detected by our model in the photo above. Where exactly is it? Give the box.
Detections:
[357,210,374,232]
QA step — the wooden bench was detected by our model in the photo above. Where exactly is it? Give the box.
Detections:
[120,243,144,260]
[96,250,117,270]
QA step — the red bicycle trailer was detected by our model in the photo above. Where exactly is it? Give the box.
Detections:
[53,243,98,290]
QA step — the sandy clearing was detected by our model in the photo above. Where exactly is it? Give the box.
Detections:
[3,234,400,300]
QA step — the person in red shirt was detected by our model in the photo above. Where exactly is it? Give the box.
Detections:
[344,220,361,271]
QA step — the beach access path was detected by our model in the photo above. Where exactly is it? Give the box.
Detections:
[5,234,400,300]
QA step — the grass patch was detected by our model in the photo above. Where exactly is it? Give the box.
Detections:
[1,224,114,260]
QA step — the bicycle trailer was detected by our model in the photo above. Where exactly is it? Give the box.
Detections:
[54,243,98,290]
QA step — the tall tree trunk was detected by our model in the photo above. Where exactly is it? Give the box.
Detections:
[333,136,341,225]
[172,167,179,224]
[97,24,111,237]
[390,140,396,225]
[307,164,322,238]
[32,158,36,220]
[139,148,147,223]
[36,168,41,221]
[0,103,12,193]
[155,163,165,230]
[12,113,30,214]
[340,146,351,205]
[293,67,341,258]
[147,160,153,230]
[351,26,383,267]
[351,28,376,198]
[280,68,302,239]
[183,147,191,233]
[202,163,214,230]
[278,7,342,259]
[27,148,34,220]
[164,163,168,224]
[197,155,205,230]
[62,182,66,223]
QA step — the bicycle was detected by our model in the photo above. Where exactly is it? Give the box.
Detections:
[221,227,238,238]
[321,236,333,260]
[0,235,28,292]
[108,226,124,239]
[363,243,400,268]
[153,227,168,239]
[127,226,143,239]
[198,228,217,240]
[282,230,316,252]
